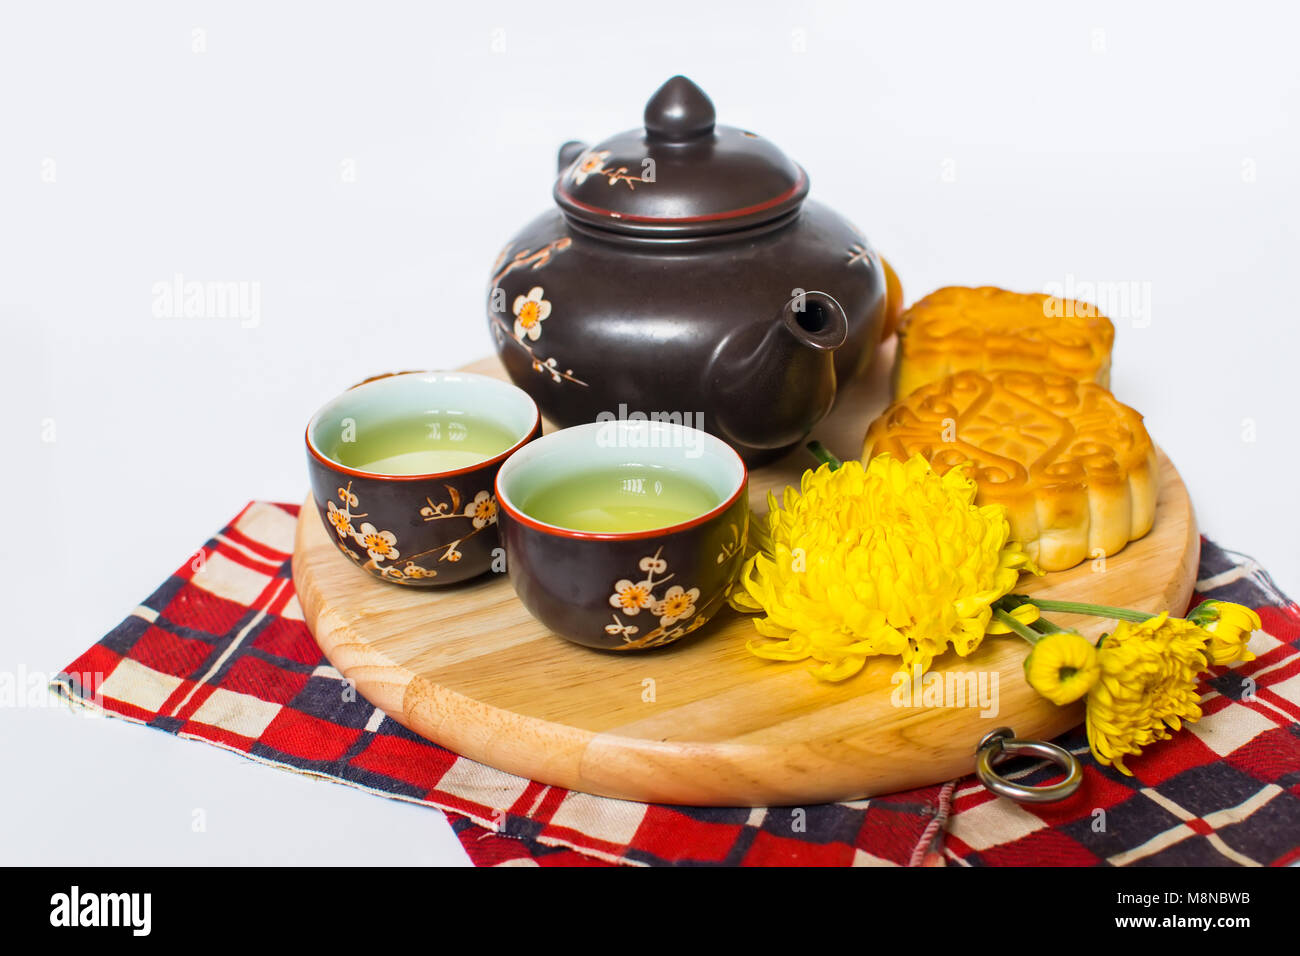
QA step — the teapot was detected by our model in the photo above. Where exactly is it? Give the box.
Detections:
[486,75,887,465]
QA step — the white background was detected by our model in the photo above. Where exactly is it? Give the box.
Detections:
[3,1,1297,866]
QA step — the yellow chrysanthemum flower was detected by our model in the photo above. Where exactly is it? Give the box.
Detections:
[729,453,1037,681]
[1085,612,1208,775]
[1191,600,1259,666]
[1023,630,1100,705]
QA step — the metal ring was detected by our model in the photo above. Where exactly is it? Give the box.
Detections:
[974,726,1082,803]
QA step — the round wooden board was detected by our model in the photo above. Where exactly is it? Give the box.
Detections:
[293,343,1199,806]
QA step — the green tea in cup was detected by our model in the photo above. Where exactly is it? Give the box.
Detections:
[309,372,538,478]
[325,414,521,476]
[518,464,719,533]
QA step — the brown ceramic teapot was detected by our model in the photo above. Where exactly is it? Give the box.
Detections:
[486,75,886,465]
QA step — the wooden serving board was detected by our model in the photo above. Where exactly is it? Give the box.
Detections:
[293,344,1199,806]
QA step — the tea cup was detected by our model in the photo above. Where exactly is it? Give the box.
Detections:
[306,371,541,586]
[494,419,748,650]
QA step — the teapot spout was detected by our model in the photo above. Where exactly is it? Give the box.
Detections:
[707,291,848,454]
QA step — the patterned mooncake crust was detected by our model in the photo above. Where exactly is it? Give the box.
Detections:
[863,368,1156,572]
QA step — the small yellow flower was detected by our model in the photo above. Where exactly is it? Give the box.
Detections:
[730,453,1038,681]
[987,602,1040,634]
[1192,600,1259,666]
[1085,612,1208,775]
[1024,631,1100,705]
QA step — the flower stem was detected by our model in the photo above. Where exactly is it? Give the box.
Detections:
[993,607,1042,645]
[806,441,842,470]
[1021,597,1157,623]
[1030,616,1066,634]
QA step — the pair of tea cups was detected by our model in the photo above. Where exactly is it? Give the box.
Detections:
[305,371,749,651]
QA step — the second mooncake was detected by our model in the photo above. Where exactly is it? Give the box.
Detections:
[862,369,1157,572]
[893,286,1115,400]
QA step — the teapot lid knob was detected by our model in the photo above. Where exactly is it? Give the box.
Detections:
[644,75,715,141]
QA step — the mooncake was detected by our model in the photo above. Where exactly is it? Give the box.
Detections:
[862,369,1157,572]
[893,286,1115,399]
[880,257,904,341]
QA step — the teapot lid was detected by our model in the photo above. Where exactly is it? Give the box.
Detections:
[553,76,809,239]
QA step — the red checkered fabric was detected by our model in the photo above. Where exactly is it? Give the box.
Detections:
[51,502,1300,866]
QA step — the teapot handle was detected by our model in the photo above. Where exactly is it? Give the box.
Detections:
[556,140,588,173]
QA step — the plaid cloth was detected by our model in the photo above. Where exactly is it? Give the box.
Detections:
[51,501,1300,866]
